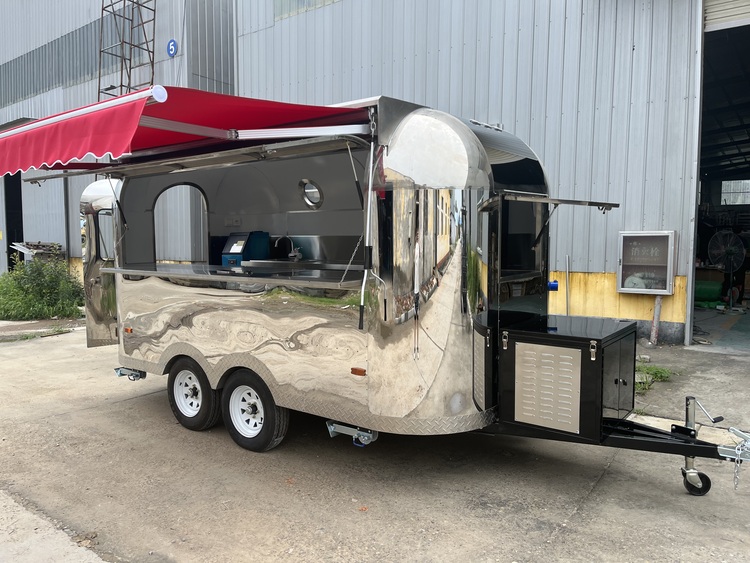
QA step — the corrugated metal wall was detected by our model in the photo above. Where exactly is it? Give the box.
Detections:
[187,0,235,93]
[237,0,702,277]
[0,2,102,64]
[0,0,700,278]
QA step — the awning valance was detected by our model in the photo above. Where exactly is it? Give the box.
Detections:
[0,85,371,177]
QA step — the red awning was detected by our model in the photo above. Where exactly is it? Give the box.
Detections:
[0,86,370,177]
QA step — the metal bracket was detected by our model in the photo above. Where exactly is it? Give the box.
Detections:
[326,420,379,447]
[717,427,750,462]
[114,367,147,381]
[670,424,697,439]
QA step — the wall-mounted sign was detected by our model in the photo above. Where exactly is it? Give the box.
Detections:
[167,39,178,58]
[617,231,677,295]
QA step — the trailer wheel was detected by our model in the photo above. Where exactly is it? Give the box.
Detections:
[168,358,221,431]
[221,369,289,452]
[683,471,712,496]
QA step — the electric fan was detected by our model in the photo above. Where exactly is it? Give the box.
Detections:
[707,230,746,310]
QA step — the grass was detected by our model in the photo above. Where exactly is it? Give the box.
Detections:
[635,363,675,394]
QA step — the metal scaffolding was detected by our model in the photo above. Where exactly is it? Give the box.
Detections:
[97,0,156,100]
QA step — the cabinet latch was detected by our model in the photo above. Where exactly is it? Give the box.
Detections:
[589,340,597,361]
[486,328,491,348]
[502,331,509,350]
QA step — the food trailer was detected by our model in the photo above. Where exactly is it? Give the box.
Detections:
[1,85,747,495]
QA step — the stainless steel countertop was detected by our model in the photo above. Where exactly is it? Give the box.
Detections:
[101,262,364,290]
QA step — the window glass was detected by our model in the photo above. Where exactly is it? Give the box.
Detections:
[720,180,750,205]
[97,210,115,261]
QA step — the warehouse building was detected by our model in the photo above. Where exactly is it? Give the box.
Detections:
[1,0,749,345]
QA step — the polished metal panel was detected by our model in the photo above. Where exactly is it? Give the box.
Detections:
[383,108,492,191]
[80,179,121,347]
[514,342,581,434]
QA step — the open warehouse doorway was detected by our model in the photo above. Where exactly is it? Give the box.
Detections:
[695,9,750,346]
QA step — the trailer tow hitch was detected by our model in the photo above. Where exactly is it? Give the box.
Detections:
[114,367,147,381]
[326,421,378,447]
[718,428,750,490]
[680,396,750,495]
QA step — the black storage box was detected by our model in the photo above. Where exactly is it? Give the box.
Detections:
[497,315,636,443]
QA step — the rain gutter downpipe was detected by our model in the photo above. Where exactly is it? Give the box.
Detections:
[684,0,705,346]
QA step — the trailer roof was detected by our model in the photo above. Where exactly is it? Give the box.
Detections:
[0,85,370,177]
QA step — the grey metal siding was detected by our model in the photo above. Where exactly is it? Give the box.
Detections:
[21,179,66,249]
[187,0,235,94]
[0,2,102,64]
[0,10,140,108]
[237,0,701,277]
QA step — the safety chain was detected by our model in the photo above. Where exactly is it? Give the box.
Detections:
[734,438,750,490]
[340,233,364,284]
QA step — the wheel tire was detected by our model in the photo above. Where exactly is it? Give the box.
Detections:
[167,358,221,431]
[221,369,289,452]
[683,471,712,496]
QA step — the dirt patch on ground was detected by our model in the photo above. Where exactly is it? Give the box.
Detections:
[0,318,86,342]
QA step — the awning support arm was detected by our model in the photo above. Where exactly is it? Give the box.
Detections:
[531,203,559,250]
[359,108,378,330]
[236,124,369,141]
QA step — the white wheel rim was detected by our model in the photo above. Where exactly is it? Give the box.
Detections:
[229,384,265,438]
[173,370,202,417]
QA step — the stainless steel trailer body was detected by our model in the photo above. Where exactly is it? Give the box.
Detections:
[1,86,746,494]
[86,104,503,438]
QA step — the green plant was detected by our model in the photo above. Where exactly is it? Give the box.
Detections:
[637,364,673,382]
[634,363,675,393]
[0,252,84,321]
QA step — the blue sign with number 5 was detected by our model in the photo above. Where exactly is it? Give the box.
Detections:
[167,39,178,58]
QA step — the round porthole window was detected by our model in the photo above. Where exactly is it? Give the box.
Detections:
[299,179,323,210]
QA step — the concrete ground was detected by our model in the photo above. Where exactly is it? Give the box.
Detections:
[0,314,749,562]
